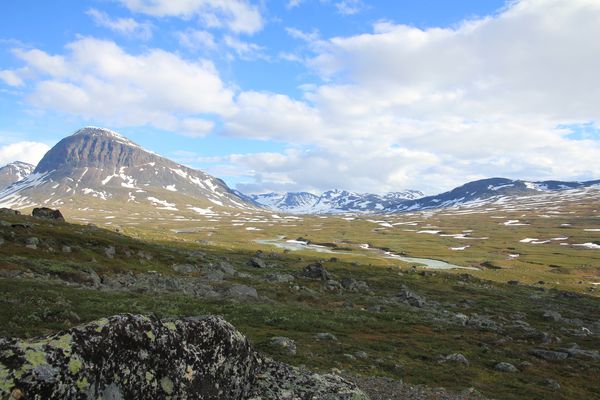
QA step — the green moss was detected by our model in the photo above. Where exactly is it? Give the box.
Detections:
[76,376,89,390]
[0,365,14,394]
[160,376,174,395]
[24,350,46,367]
[68,357,83,375]
[145,330,156,341]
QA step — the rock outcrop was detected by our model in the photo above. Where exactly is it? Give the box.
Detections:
[0,314,369,400]
[32,207,65,221]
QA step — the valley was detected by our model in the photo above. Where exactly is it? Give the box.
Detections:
[0,127,599,399]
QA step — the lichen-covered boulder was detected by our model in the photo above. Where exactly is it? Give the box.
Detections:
[248,358,368,400]
[31,207,64,221]
[0,314,259,399]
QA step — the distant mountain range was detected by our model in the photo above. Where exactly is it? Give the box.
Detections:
[1,127,599,215]
[248,178,600,214]
[246,190,425,214]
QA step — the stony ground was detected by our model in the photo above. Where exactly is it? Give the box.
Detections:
[1,209,599,399]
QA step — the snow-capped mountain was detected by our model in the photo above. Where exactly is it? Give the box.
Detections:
[250,178,600,214]
[392,177,600,212]
[0,161,34,191]
[0,127,254,212]
[250,189,425,214]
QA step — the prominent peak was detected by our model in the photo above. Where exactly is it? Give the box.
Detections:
[70,126,140,147]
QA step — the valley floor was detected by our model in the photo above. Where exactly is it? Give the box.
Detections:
[1,204,599,399]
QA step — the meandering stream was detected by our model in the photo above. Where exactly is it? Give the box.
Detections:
[255,237,478,270]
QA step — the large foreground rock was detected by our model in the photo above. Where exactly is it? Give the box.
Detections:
[0,314,368,400]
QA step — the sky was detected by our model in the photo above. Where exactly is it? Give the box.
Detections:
[1,0,600,195]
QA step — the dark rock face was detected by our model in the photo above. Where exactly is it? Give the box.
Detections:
[302,262,331,281]
[0,314,258,399]
[32,207,64,221]
[0,314,368,400]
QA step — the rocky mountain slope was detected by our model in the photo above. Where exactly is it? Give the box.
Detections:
[0,127,255,213]
[0,161,34,190]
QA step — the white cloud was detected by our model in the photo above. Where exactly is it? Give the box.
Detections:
[335,0,365,16]
[221,0,600,193]
[86,8,153,39]
[0,70,24,87]
[287,0,304,9]
[118,0,263,34]
[7,38,234,136]
[0,141,50,166]
[175,29,216,51]
[222,35,266,60]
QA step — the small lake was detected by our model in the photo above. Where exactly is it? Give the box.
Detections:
[255,238,478,270]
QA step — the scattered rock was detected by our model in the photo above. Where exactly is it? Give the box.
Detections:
[559,344,600,360]
[303,262,331,281]
[542,310,562,322]
[25,236,39,249]
[227,284,258,300]
[494,362,518,372]
[61,245,71,253]
[270,337,297,356]
[264,273,295,283]
[394,285,427,308]
[466,314,499,332]
[104,245,116,258]
[248,257,268,269]
[172,263,199,274]
[507,280,520,285]
[354,351,368,360]
[440,353,469,366]
[315,332,338,341]
[32,207,64,221]
[529,349,569,361]
[248,358,368,400]
[0,208,20,215]
[542,379,561,390]
[368,305,384,313]
[340,278,369,292]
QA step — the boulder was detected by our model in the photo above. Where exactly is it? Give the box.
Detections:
[395,285,427,308]
[226,284,259,300]
[315,332,338,341]
[32,207,64,221]
[494,362,518,372]
[263,273,295,283]
[269,337,297,356]
[529,349,569,361]
[0,314,368,400]
[302,262,331,281]
[440,353,469,366]
[0,314,258,399]
[172,263,199,274]
[248,257,268,269]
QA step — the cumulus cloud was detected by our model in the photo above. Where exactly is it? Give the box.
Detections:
[0,141,50,167]
[117,0,263,34]
[6,38,234,136]
[221,0,600,193]
[0,70,24,87]
[86,8,153,39]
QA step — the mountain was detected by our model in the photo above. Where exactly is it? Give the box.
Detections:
[0,127,254,214]
[393,177,600,212]
[250,178,600,214]
[0,161,34,190]
[250,189,425,214]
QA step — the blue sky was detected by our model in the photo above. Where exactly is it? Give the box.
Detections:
[1,0,599,194]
